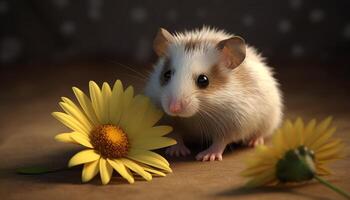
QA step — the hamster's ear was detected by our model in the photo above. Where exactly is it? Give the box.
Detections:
[153,28,174,57]
[217,36,246,69]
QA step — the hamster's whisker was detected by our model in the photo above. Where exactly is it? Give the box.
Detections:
[117,72,147,83]
[199,113,212,146]
[144,68,153,77]
[184,91,200,100]
[200,110,219,138]
[198,105,229,139]
[197,111,211,147]
[110,61,149,79]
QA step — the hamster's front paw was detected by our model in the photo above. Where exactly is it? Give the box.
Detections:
[195,144,225,161]
[165,143,191,157]
[247,136,264,147]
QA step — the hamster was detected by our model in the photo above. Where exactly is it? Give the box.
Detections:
[144,27,283,161]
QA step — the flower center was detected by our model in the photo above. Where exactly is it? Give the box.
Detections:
[90,124,129,159]
[276,145,316,183]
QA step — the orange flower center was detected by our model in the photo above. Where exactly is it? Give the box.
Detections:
[90,124,129,158]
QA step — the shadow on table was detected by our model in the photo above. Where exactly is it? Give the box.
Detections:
[0,148,83,185]
[162,141,248,162]
[0,139,249,185]
[215,184,333,200]
[0,146,200,186]
[0,149,116,185]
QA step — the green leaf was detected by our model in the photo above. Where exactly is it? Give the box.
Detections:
[16,166,65,175]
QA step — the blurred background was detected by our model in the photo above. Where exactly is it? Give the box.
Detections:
[0,0,349,109]
[0,2,350,198]
[0,0,349,69]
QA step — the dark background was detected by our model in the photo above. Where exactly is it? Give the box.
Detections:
[1,0,349,71]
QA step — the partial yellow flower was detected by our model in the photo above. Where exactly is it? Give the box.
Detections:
[241,117,344,188]
[53,80,176,185]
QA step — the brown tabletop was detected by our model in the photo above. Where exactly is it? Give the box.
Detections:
[0,63,349,200]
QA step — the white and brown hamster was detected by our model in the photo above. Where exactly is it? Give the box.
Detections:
[144,27,283,161]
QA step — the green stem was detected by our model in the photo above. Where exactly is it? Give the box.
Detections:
[315,176,350,199]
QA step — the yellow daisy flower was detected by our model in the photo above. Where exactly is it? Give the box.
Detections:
[241,117,345,187]
[52,80,176,185]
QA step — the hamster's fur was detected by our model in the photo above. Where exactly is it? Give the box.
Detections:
[144,27,283,161]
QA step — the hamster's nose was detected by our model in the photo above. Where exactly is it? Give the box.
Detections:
[169,100,182,113]
[169,99,187,114]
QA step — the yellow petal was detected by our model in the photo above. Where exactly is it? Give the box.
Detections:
[119,86,134,128]
[245,168,276,188]
[125,96,150,136]
[61,97,94,127]
[72,87,99,126]
[59,101,93,132]
[272,130,287,155]
[131,137,177,150]
[245,157,277,169]
[124,168,134,182]
[55,132,76,143]
[142,102,163,128]
[315,139,342,154]
[120,158,152,181]
[294,117,304,145]
[70,132,93,148]
[82,159,100,183]
[89,81,105,124]
[309,127,336,151]
[68,149,100,167]
[127,149,172,172]
[139,164,166,177]
[101,82,112,124]
[241,164,275,177]
[316,116,333,134]
[304,119,317,145]
[52,112,89,135]
[306,117,334,149]
[109,80,124,125]
[315,144,344,161]
[99,158,113,185]
[120,94,144,131]
[316,164,331,175]
[123,86,134,109]
[107,159,135,184]
[254,145,277,161]
[128,149,170,166]
[141,126,173,137]
[281,120,294,149]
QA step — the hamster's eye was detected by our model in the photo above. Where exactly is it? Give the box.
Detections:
[163,70,172,82]
[197,74,209,89]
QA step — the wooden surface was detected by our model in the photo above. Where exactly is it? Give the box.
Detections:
[0,63,349,200]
